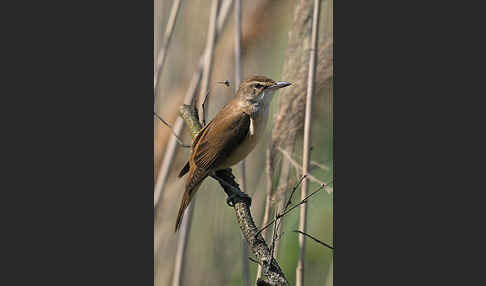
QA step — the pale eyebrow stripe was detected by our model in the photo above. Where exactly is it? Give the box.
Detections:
[247,81,274,86]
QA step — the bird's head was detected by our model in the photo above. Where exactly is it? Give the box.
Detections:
[236,75,291,108]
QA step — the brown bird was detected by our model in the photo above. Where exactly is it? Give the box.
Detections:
[175,75,291,231]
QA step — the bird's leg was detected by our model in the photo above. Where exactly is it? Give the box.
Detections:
[211,169,251,207]
[225,187,251,207]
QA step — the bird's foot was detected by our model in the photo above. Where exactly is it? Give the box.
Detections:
[226,190,252,207]
[211,169,252,207]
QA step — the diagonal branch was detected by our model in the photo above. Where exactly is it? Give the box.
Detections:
[293,230,334,250]
[179,105,290,286]
[153,112,190,148]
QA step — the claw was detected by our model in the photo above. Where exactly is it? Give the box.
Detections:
[226,196,236,207]
[226,191,252,207]
[212,169,251,207]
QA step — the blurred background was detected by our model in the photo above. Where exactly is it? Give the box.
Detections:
[154,0,333,285]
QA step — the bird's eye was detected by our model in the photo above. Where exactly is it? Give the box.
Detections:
[255,84,263,89]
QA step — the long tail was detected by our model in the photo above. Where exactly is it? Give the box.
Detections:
[175,165,208,232]
[174,190,192,232]
[178,161,190,178]
[174,180,203,232]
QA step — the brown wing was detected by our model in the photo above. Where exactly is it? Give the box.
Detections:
[186,110,250,191]
[177,119,213,178]
[175,110,250,232]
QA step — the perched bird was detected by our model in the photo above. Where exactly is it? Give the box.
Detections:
[175,75,291,231]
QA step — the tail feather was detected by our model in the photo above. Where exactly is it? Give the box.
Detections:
[187,167,207,193]
[178,162,190,178]
[174,191,191,232]
[175,166,208,232]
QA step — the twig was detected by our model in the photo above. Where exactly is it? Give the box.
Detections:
[234,0,242,89]
[154,0,183,95]
[201,80,232,126]
[310,159,330,171]
[293,230,334,250]
[267,174,308,259]
[256,145,274,281]
[271,150,291,259]
[272,178,296,202]
[217,80,231,87]
[179,105,290,285]
[289,152,330,171]
[267,176,310,269]
[198,0,220,126]
[284,175,307,210]
[170,201,195,286]
[154,0,233,208]
[153,112,190,148]
[268,175,308,259]
[277,147,330,190]
[256,178,328,238]
[263,146,274,227]
[201,90,210,126]
[240,238,250,286]
[269,209,279,259]
[296,0,320,284]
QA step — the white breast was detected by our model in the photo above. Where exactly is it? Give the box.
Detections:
[218,106,269,169]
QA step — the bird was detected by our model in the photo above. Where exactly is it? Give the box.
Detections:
[175,75,291,231]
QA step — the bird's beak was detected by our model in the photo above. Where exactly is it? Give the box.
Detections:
[269,81,292,91]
